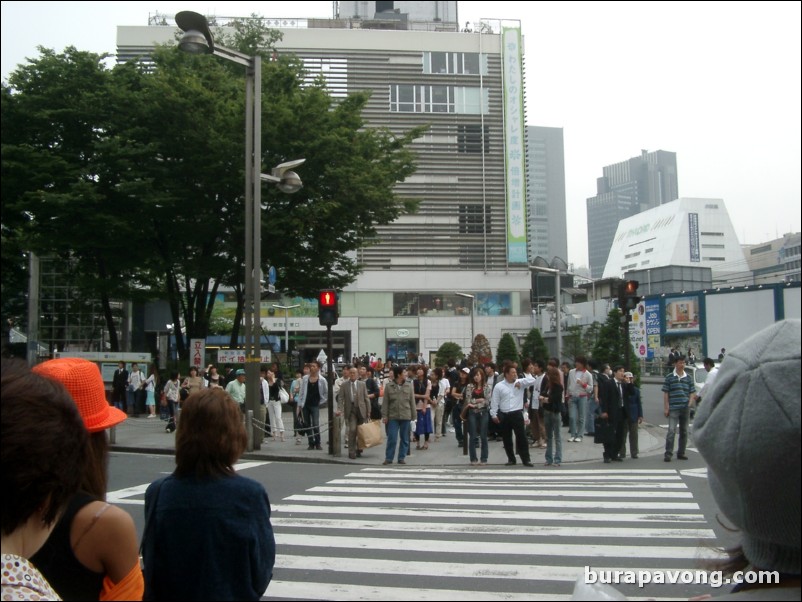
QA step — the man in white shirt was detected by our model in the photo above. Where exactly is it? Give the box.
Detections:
[490,363,539,466]
[567,356,594,442]
[698,357,720,400]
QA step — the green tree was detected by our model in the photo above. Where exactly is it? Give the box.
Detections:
[496,333,519,365]
[563,325,584,361]
[583,321,602,357]
[467,334,492,366]
[519,328,548,362]
[592,309,627,367]
[2,48,155,351]
[434,342,463,368]
[2,22,423,359]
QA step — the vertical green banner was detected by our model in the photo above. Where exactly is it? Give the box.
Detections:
[501,24,527,264]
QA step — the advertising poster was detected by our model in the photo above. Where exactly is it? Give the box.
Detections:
[665,296,700,334]
[644,299,661,358]
[629,302,648,359]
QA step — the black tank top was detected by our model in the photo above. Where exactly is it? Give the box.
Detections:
[30,491,106,601]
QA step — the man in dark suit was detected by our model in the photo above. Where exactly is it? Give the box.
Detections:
[599,365,631,463]
[336,366,371,459]
[112,361,129,412]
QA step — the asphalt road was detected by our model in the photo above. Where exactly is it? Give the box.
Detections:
[108,427,739,601]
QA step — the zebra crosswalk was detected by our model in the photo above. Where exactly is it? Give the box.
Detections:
[267,467,718,600]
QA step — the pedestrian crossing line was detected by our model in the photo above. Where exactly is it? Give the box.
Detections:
[266,580,574,601]
[359,468,681,475]
[272,504,707,523]
[329,478,690,489]
[284,494,700,511]
[275,533,719,560]
[352,471,684,481]
[307,485,694,498]
[272,517,716,540]
[275,554,710,585]
[106,461,268,506]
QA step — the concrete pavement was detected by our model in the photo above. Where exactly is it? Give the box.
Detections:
[110,406,666,466]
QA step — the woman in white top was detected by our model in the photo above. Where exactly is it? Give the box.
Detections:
[145,364,159,418]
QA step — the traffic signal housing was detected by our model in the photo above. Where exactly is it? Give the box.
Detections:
[619,280,640,313]
[318,289,339,326]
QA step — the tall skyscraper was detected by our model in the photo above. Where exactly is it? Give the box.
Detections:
[526,125,567,263]
[586,149,678,277]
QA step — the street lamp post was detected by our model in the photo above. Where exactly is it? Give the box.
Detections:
[165,323,175,371]
[272,304,300,363]
[455,292,475,353]
[528,264,563,361]
[177,11,305,451]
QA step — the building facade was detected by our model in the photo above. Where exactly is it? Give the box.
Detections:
[526,125,567,264]
[602,197,749,286]
[744,232,801,285]
[586,149,679,278]
[117,7,536,362]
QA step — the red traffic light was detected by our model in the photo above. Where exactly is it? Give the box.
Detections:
[319,290,336,307]
[624,280,639,295]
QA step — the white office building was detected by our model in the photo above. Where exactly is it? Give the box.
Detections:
[117,5,536,363]
[602,197,749,286]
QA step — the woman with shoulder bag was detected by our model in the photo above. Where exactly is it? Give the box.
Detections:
[144,364,158,418]
[266,369,285,442]
[541,366,565,467]
[413,368,432,450]
[464,368,492,466]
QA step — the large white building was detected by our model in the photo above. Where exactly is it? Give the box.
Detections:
[117,5,536,363]
[602,197,749,285]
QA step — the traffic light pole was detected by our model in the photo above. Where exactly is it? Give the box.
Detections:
[326,324,336,456]
[623,315,632,370]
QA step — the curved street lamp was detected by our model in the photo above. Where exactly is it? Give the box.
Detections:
[529,259,563,361]
[455,292,475,352]
[176,11,305,450]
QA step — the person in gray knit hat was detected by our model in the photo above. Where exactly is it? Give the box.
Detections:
[694,319,800,598]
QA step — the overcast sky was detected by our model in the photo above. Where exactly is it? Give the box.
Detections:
[2,1,800,268]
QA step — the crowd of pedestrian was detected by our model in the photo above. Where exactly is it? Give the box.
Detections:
[2,319,799,600]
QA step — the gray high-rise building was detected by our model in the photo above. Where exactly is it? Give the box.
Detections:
[526,126,567,263]
[586,149,678,277]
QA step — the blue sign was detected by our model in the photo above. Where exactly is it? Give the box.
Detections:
[688,213,700,262]
[645,299,661,359]
[268,266,277,285]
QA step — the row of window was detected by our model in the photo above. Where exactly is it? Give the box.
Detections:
[423,52,487,76]
[393,292,513,317]
[389,85,489,114]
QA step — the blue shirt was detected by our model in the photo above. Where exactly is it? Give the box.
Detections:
[662,370,694,411]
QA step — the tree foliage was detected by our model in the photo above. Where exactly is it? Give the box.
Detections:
[592,309,627,367]
[467,333,492,366]
[2,22,423,357]
[563,325,584,362]
[519,328,548,362]
[496,333,519,365]
[583,321,602,357]
[434,342,463,368]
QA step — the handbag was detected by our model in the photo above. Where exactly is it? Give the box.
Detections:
[357,419,384,449]
[594,416,615,444]
[278,387,290,404]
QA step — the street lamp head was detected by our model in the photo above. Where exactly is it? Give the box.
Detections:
[175,11,215,52]
[178,29,212,54]
[277,171,303,194]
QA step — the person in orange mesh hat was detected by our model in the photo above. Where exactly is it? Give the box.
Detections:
[31,358,143,601]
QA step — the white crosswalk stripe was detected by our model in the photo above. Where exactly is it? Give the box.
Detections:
[266,467,718,600]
